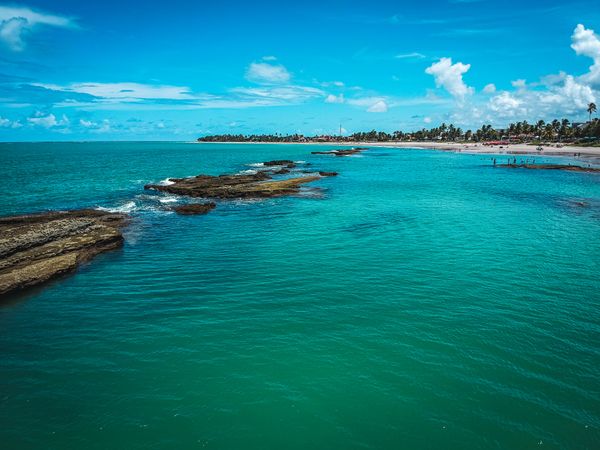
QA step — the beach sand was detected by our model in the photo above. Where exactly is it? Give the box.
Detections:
[196,140,600,158]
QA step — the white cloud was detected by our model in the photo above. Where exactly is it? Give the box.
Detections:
[35,82,197,101]
[0,6,74,51]
[395,52,426,59]
[262,55,277,61]
[231,85,324,102]
[79,119,94,127]
[540,75,595,110]
[483,83,496,94]
[245,62,291,84]
[425,57,473,100]
[367,100,388,113]
[346,96,390,112]
[571,24,600,87]
[325,93,344,103]
[27,112,69,128]
[424,116,432,124]
[0,116,22,128]
[484,75,595,121]
[488,92,525,118]
[78,118,110,132]
[511,79,527,88]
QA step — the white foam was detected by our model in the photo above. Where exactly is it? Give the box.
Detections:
[237,169,258,175]
[96,201,137,213]
[294,160,307,164]
[248,162,265,168]
[158,178,175,186]
[159,196,179,204]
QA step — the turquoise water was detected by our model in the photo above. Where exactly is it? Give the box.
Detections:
[1,142,599,449]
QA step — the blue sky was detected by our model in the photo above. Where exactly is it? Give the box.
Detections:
[0,0,599,140]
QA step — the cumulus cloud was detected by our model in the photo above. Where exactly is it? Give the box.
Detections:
[0,5,75,51]
[424,116,432,124]
[511,79,527,88]
[571,24,600,87]
[245,62,291,84]
[27,112,69,128]
[325,93,344,103]
[483,83,496,94]
[367,100,388,113]
[346,96,390,112]
[485,75,595,121]
[79,118,110,132]
[0,116,21,128]
[425,57,473,100]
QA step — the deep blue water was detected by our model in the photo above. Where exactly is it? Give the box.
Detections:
[1,142,599,449]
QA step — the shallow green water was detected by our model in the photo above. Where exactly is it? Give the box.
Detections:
[1,142,599,449]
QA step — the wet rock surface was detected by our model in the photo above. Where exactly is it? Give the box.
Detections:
[145,171,322,199]
[263,160,296,168]
[0,209,128,298]
[498,164,600,173]
[173,202,217,215]
[311,148,367,157]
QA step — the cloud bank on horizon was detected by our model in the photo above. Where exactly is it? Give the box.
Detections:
[0,0,599,140]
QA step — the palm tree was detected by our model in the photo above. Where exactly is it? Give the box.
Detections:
[588,102,597,122]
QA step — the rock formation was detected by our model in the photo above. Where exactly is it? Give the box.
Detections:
[145,172,322,199]
[498,164,600,173]
[311,148,367,157]
[0,209,128,298]
[173,202,216,215]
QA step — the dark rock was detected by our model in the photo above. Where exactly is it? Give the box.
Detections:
[319,171,338,177]
[173,202,216,215]
[0,209,128,298]
[498,164,600,173]
[272,168,290,175]
[311,148,367,157]
[146,171,321,199]
[263,160,296,167]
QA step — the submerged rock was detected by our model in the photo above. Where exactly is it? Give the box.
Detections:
[263,160,296,168]
[173,202,216,215]
[311,148,367,157]
[0,209,128,298]
[318,171,338,177]
[145,172,321,199]
[498,164,600,173]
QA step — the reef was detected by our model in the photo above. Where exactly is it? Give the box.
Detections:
[173,203,216,215]
[0,209,128,298]
[498,164,600,173]
[145,164,324,199]
[311,148,367,157]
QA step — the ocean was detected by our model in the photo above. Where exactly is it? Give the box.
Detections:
[1,142,599,449]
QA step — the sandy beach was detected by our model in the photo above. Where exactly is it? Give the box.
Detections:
[197,140,600,159]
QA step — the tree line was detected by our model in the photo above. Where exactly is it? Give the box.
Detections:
[198,118,600,144]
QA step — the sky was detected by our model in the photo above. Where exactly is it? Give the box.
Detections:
[0,0,599,141]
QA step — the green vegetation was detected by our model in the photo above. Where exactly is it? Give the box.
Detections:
[588,102,597,122]
[198,118,600,144]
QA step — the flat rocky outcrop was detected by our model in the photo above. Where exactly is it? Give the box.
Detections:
[498,164,600,173]
[263,160,296,168]
[311,148,367,157]
[173,202,216,215]
[0,209,128,298]
[145,172,322,199]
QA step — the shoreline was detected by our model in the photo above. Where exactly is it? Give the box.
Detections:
[195,140,600,158]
